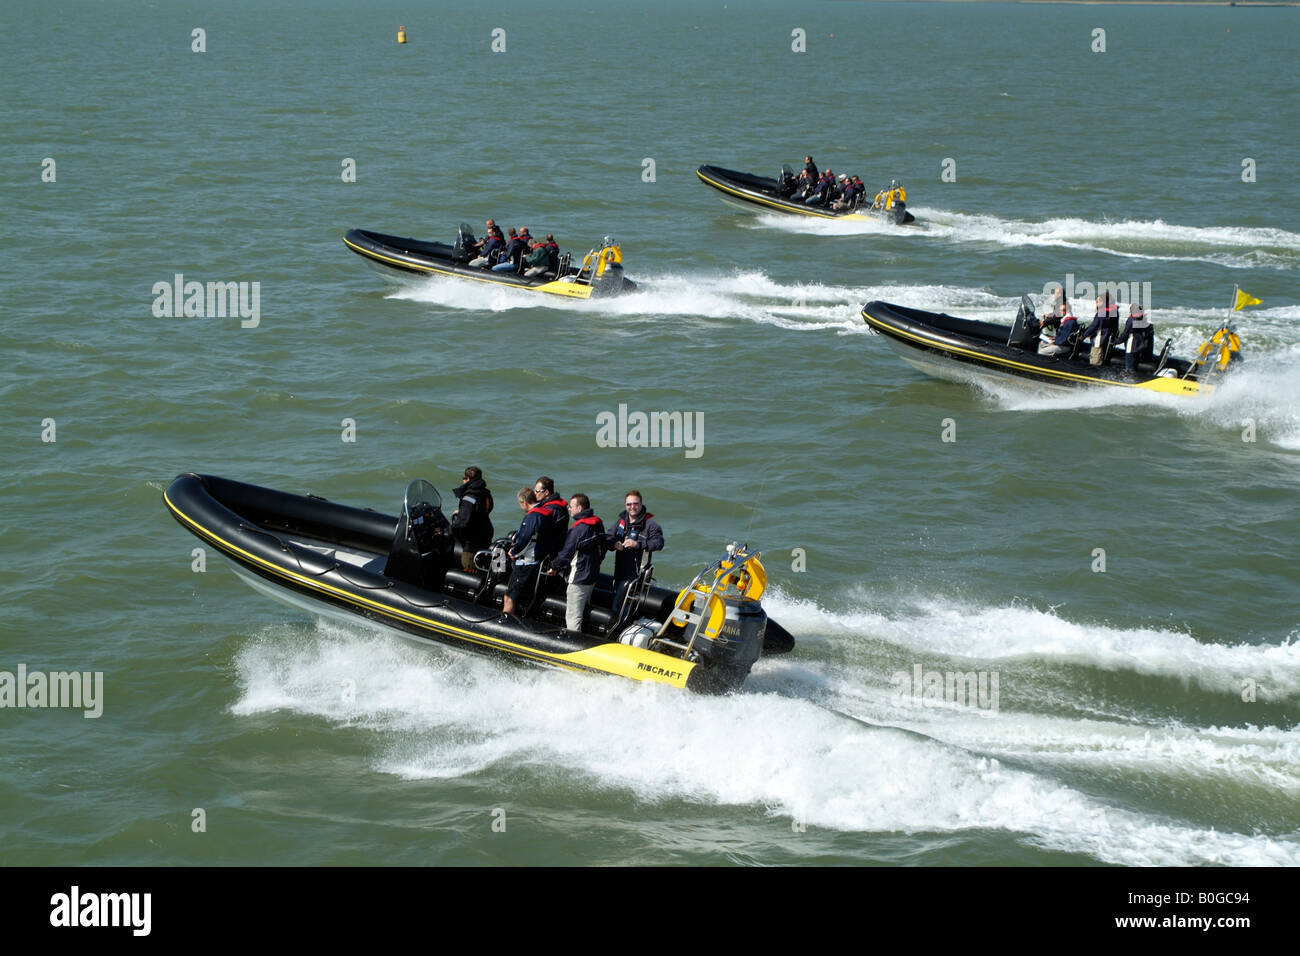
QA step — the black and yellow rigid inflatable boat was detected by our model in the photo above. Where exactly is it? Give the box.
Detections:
[164,474,793,693]
[861,297,1242,396]
[697,164,915,225]
[343,226,635,299]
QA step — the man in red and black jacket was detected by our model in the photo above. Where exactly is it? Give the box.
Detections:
[531,476,569,565]
[607,490,664,609]
[549,494,607,633]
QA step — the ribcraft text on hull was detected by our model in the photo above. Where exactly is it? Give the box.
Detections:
[343,226,635,299]
[697,164,915,225]
[861,297,1244,396]
[164,474,794,694]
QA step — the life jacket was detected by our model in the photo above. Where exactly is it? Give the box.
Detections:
[529,498,565,519]
[571,515,601,528]
[615,511,654,537]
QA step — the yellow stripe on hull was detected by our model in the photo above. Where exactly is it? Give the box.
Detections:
[342,237,595,300]
[864,312,1209,396]
[164,490,695,688]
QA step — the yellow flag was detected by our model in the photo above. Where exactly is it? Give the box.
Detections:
[1233,287,1262,311]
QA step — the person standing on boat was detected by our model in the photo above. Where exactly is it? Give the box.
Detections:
[804,155,819,180]
[504,488,543,617]
[608,490,664,610]
[451,466,494,570]
[1114,304,1155,373]
[1080,292,1120,363]
[532,476,569,565]
[548,494,607,633]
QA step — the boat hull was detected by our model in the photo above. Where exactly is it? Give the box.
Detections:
[343,228,634,299]
[861,301,1209,396]
[697,165,915,225]
[164,474,791,693]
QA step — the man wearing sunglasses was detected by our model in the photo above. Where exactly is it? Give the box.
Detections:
[607,490,664,610]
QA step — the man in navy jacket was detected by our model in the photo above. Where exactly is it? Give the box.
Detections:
[531,476,568,565]
[549,495,607,633]
[504,488,544,617]
[607,490,664,609]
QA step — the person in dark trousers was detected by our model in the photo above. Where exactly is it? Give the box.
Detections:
[1115,304,1156,373]
[531,476,568,565]
[805,169,834,206]
[492,227,531,273]
[503,488,543,616]
[793,168,816,201]
[1080,292,1121,362]
[832,175,858,210]
[548,494,607,633]
[607,490,664,610]
[450,466,494,570]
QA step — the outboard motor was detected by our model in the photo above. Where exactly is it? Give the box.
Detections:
[680,589,770,693]
[585,237,628,297]
[637,544,773,693]
[384,479,453,590]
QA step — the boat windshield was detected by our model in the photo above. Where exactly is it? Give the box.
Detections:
[780,163,794,179]
[402,479,442,516]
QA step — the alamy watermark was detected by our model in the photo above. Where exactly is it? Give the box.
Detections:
[1,664,103,718]
[596,403,704,459]
[1043,274,1151,311]
[152,273,260,327]
[50,886,150,936]
[891,664,999,714]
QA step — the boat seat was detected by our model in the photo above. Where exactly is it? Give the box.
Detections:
[536,594,617,636]
[442,568,484,600]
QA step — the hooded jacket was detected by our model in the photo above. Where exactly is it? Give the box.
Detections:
[451,477,494,549]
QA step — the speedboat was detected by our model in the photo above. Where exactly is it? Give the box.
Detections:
[861,297,1243,396]
[697,164,915,225]
[163,474,794,693]
[343,226,636,299]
